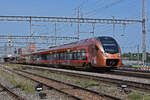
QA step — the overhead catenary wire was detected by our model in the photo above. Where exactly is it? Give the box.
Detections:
[84,0,124,17]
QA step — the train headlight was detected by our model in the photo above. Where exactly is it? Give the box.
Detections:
[118,53,121,57]
[102,52,108,57]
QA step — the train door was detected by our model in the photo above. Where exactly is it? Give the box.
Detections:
[91,45,99,66]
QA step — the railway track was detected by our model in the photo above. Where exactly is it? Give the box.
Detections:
[0,65,122,100]
[107,69,150,79]
[15,63,150,79]
[0,82,26,100]
[117,67,150,73]
[11,64,150,92]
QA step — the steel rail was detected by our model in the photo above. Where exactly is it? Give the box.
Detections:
[108,70,150,79]
[17,64,150,92]
[0,83,26,100]
[117,67,150,73]
[0,66,81,100]
[1,65,122,100]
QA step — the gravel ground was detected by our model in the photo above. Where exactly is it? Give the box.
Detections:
[23,65,150,84]
[0,75,22,100]
[0,90,16,100]
[2,64,150,100]
[25,68,150,100]
[45,67,150,84]
[0,67,70,100]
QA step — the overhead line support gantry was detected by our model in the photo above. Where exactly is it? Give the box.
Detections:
[0,16,142,24]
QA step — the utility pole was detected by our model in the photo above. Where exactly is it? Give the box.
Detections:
[30,16,32,35]
[77,7,80,40]
[112,16,115,37]
[142,0,146,66]
[122,24,126,35]
[54,22,57,46]
[8,39,11,56]
[137,44,140,65]
[92,23,95,37]
[29,16,32,48]
[4,44,7,57]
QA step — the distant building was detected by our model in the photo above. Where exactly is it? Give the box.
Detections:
[18,43,36,55]
[29,43,36,52]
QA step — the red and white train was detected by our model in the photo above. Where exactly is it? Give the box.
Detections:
[11,36,122,70]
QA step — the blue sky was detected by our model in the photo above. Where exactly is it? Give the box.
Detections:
[0,0,150,55]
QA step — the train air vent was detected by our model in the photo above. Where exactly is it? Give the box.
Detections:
[106,59,119,66]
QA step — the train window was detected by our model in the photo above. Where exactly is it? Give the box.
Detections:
[56,53,59,60]
[47,54,49,60]
[51,53,54,60]
[28,56,31,60]
[72,50,75,60]
[73,50,78,60]
[68,51,72,60]
[47,54,51,60]
[25,56,29,61]
[66,52,69,60]
[36,55,40,61]
[50,54,53,60]
[30,56,33,60]
[59,52,62,60]
[41,54,47,60]
[37,55,40,60]
[77,50,82,60]
[56,53,58,60]
[53,53,56,60]
[63,52,66,60]
[64,52,67,60]
[81,49,87,60]
[62,52,65,60]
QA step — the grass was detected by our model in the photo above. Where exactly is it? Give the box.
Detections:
[44,70,50,75]
[20,81,35,94]
[0,68,35,94]
[127,93,149,100]
[3,63,27,70]
[75,80,99,87]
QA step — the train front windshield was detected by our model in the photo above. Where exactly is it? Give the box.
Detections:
[97,37,119,54]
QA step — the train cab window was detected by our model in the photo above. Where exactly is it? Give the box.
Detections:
[97,37,119,54]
